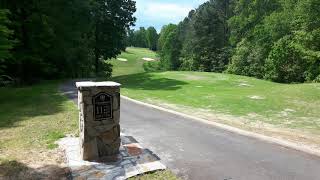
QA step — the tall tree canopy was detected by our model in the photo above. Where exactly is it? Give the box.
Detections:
[159,0,234,72]
[158,24,180,70]
[91,0,136,74]
[154,0,320,83]
[126,26,159,51]
[146,27,158,51]
[0,9,13,74]
[157,24,177,52]
[0,0,136,83]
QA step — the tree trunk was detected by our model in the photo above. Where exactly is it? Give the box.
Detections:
[94,22,99,76]
[95,49,99,76]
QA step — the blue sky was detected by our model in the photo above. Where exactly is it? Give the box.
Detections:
[133,0,208,32]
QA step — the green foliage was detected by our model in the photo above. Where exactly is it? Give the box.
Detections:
[127,26,159,51]
[314,75,320,83]
[265,36,308,83]
[228,0,319,82]
[97,61,113,78]
[132,27,148,48]
[89,0,136,74]
[158,0,234,72]
[0,0,136,82]
[158,0,320,83]
[160,28,181,70]
[127,26,159,50]
[226,39,266,78]
[157,24,177,52]
[228,0,280,45]
[179,55,197,71]
[146,27,159,51]
[45,131,65,149]
[0,9,14,74]
[143,61,162,72]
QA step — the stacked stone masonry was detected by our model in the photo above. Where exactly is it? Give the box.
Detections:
[76,82,121,161]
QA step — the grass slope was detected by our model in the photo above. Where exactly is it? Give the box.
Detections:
[0,81,78,178]
[110,47,158,77]
[111,47,320,146]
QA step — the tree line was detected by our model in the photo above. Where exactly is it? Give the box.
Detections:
[0,0,136,84]
[153,0,320,83]
[126,27,159,51]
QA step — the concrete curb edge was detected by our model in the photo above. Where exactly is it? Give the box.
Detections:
[121,95,320,157]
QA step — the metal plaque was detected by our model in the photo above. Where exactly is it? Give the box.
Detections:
[93,92,113,121]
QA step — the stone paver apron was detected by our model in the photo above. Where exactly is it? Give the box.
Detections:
[58,81,166,179]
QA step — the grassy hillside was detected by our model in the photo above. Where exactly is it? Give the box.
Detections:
[110,47,158,77]
[0,81,78,178]
[111,47,320,146]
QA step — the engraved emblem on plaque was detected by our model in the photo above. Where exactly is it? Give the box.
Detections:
[93,92,113,121]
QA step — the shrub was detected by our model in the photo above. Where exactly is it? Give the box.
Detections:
[264,36,308,83]
[314,75,320,83]
[97,61,113,78]
[226,39,266,79]
[143,61,162,72]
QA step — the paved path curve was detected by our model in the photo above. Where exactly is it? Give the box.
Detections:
[61,80,320,180]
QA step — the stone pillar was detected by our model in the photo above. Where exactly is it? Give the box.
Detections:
[76,81,121,161]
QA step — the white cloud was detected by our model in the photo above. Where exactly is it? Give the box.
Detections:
[143,3,192,21]
[133,0,208,31]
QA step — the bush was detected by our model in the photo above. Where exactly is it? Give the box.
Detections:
[0,75,14,87]
[143,61,162,72]
[179,56,196,71]
[226,39,266,79]
[314,75,320,83]
[264,36,308,83]
[97,61,113,78]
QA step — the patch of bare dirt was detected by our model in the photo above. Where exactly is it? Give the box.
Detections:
[238,83,253,87]
[146,99,320,151]
[0,148,70,180]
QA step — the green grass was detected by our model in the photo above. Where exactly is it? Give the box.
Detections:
[0,73,176,179]
[0,80,78,161]
[111,47,320,136]
[114,72,320,133]
[110,47,158,77]
[129,170,180,180]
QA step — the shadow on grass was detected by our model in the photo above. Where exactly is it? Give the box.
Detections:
[112,73,188,91]
[0,81,69,129]
[0,159,70,180]
[122,50,134,54]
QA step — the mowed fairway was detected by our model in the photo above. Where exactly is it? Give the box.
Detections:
[111,47,320,146]
[110,47,159,76]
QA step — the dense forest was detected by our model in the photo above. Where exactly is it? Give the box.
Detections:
[142,0,320,83]
[0,0,136,84]
[126,26,159,51]
[1,0,319,84]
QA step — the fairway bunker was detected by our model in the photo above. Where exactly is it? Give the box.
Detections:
[117,58,128,62]
[248,95,265,100]
[238,83,253,87]
[142,57,156,61]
